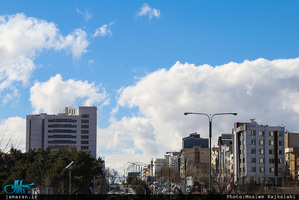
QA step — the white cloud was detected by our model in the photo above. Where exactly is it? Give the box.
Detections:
[30,74,108,114]
[102,57,299,169]
[98,117,158,155]
[76,8,92,21]
[136,3,160,20]
[93,23,113,37]
[0,13,89,102]
[0,117,26,152]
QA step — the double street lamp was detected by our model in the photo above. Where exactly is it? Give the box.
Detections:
[184,112,237,191]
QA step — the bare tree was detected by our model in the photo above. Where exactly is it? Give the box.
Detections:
[211,167,237,194]
[0,130,21,153]
[107,168,119,184]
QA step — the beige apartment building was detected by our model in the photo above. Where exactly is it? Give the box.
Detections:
[285,132,299,181]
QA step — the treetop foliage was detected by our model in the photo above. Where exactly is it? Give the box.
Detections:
[0,147,104,194]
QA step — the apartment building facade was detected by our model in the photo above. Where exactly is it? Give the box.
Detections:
[232,119,285,186]
[26,106,97,158]
[285,132,299,181]
[218,133,233,184]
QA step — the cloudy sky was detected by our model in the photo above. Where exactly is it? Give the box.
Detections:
[1,1,299,173]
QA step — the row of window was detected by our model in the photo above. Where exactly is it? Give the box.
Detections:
[48,124,77,128]
[81,120,89,123]
[81,114,89,118]
[48,135,89,139]
[245,131,283,137]
[81,146,89,149]
[49,124,89,129]
[48,135,76,138]
[48,140,76,144]
[250,149,283,155]
[249,140,282,146]
[48,119,77,123]
[250,167,283,173]
[243,130,283,137]
[250,158,283,164]
[48,129,77,133]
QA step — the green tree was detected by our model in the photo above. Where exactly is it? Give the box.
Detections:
[0,147,104,194]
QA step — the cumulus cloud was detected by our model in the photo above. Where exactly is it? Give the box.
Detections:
[76,8,92,21]
[98,117,158,155]
[136,3,160,20]
[93,22,113,37]
[0,117,26,152]
[30,74,108,114]
[102,57,299,168]
[0,13,89,102]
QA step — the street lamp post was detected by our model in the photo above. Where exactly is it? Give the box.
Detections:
[184,112,237,191]
[65,161,74,194]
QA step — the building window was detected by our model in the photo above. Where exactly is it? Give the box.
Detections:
[251,140,256,145]
[48,119,77,123]
[48,124,77,128]
[243,140,245,145]
[269,150,274,154]
[81,146,89,149]
[259,140,264,145]
[251,131,256,136]
[259,149,264,154]
[278,132,283,137]
[251,167,256,172]
[243,149,245,154]
[48,135,76,139]
[81,114,89,118]
[278,168,283,173]
[81,135,89,139]
[243,158,245,163]
[251,158,256,163]
[278,141,282,146]
[243,131,245,136]
[81,120,89,123]
[81,125,89,129]
[269,131,274,136]
[251,149,256,154]
[269,168,274,173]
[279,159,283,163]
[81,141,89,144]
[259,167,264,172]
[259,131,264,136]
[269,159,275,163]
[48,129,76,133]
[259,158,264,163]
[278,150,283,155]
[269,140,274,146]
[48,140,76,144]
[81,130,89,134]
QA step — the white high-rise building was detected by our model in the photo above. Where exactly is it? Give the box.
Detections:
[232,119,285,186]
[26,106,97,158]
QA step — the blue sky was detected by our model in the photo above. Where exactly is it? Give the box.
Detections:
[1,1,299,171]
